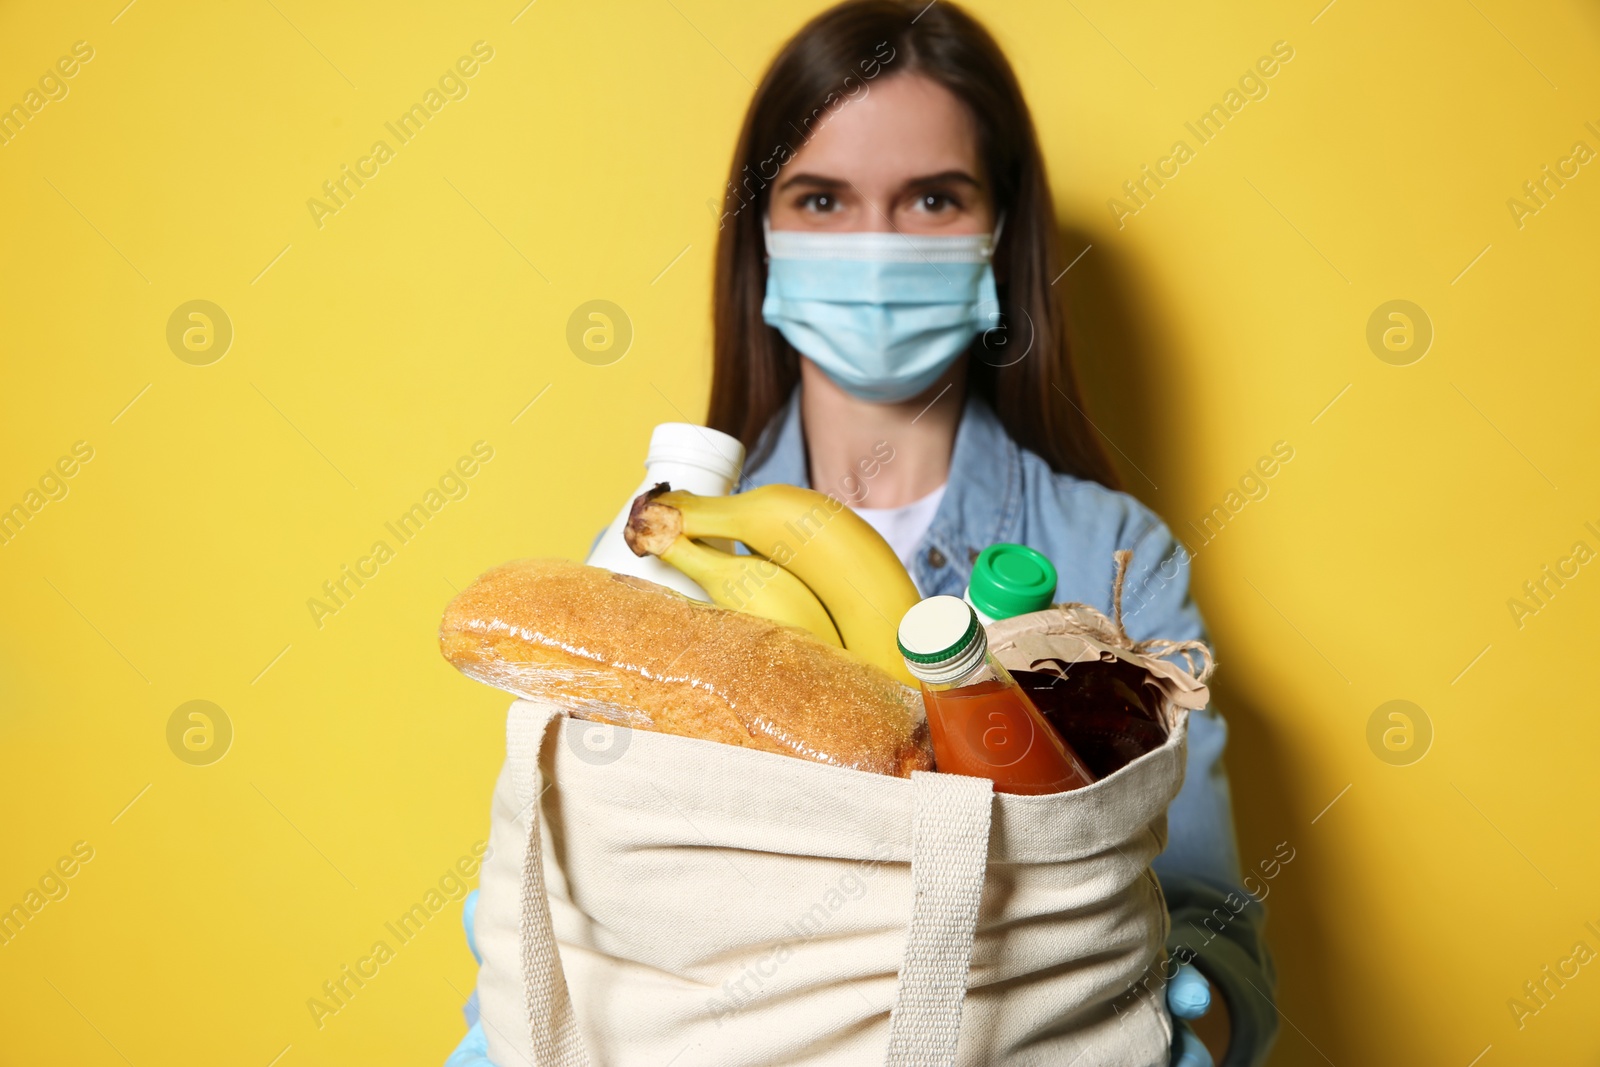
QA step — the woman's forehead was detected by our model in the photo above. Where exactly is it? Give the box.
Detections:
[781,74,981,189]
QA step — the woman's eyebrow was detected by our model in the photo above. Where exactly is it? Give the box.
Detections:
[903,170,982,189]
[775,170,984,193]
[775,172,847,192]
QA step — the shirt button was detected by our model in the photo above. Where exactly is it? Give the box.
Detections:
[967,547,980,564]
[927,547,947,569]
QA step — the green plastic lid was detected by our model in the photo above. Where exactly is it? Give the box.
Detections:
[967,543,1058,621]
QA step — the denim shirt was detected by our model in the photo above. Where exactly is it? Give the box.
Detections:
[742,386,1279,1067]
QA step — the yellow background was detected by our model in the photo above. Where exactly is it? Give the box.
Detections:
[2,1,1597,1063]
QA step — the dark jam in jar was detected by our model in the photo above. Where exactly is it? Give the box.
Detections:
[1012,658,1168,779]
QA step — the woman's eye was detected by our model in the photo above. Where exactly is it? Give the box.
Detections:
[916,193,958,213]
[799,193,840,213]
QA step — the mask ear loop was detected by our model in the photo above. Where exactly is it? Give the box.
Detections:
[980,212,1007,329]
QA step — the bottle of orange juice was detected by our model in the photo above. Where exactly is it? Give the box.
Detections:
[897,596,1094,795]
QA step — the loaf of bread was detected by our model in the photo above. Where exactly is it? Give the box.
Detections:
[440,558,933,777]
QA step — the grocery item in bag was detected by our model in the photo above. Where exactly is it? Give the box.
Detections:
[898,595,1094,795]
[963,542,1058,625]
[585,422,744,599]
[623,503,843,647]
[626,483,923,684]
[439,557,932,777]
[1014,662,1168,779]
[987,550,1215,778]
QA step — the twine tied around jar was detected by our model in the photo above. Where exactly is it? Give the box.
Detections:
[1050,549,1216,684]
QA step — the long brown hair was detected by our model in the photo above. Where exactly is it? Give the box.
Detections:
[706,0,1119,489]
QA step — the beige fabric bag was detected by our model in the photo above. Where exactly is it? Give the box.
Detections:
[472,606,1210,1066]
[474,554,1212,1065]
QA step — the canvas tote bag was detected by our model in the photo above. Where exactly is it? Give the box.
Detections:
[474,562,1211,1066]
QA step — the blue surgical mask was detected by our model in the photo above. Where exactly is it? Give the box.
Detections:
[761,219,1003,403]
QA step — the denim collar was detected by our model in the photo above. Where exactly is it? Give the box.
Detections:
[742,386,1023,595]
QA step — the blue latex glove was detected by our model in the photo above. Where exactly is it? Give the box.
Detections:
[463,888,480,964]
[445,1021,491,1067]
[461,888,481,1028]
[1169,962,1214,1067]
[445,890,494,1067]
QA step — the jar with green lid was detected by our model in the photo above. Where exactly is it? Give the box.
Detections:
[964,543,1058,626]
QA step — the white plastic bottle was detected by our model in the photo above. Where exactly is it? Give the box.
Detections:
[585,423,745,600]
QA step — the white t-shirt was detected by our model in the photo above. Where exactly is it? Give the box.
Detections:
[853,483,947,576]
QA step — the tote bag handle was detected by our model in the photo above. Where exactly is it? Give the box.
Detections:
[509,700,592,1067]
[883,770,995,1066]
[507,701,995,1067]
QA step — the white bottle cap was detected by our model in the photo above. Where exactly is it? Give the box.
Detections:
[962,589,997,629]
[897,595,987,685]
[646,424,745,484]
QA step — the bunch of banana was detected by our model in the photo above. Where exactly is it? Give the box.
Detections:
[625,483,922,685]
[649,534,842,648]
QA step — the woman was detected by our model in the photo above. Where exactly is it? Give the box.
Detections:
[451,3,1275,1064]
